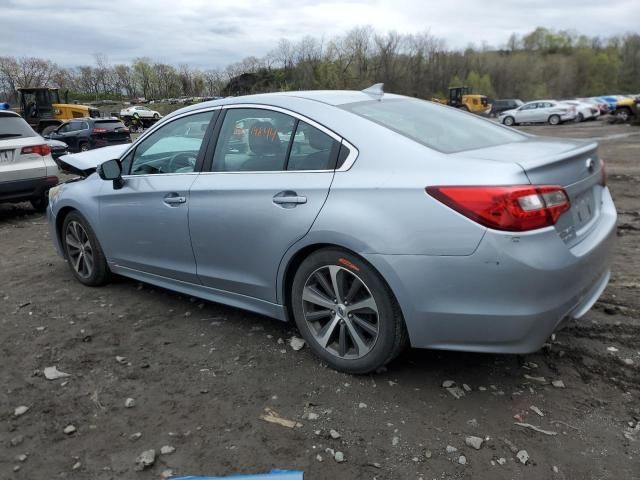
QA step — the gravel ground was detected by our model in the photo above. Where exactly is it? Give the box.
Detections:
[1,120,639,479]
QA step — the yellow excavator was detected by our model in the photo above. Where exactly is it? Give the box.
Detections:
[433,86,491,114]
[17,87,100,135]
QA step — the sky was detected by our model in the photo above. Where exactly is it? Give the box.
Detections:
[1,0,638,69]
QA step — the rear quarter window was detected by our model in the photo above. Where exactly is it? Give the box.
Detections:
[341,98,526,154]
[94,120,126,130]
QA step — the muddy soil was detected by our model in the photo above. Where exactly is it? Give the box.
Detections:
[1,121,639,479]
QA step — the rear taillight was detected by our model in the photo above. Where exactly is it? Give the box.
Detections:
[426,185,571,232]
[121,127,130,133]
[599,159,606,186]
[92,128,107,133]
[21,144,51,156]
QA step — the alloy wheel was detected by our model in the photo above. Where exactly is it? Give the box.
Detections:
[302,265,379,359]
[65,221,94,278]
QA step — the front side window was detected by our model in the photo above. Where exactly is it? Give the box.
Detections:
[128,110,214,175]
[342,98,525,154]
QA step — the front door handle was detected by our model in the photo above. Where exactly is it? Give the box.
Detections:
[273,191,307,207]
[163,193,186,206]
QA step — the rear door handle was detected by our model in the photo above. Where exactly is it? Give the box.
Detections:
[273,191,307,206]
[163,193,186,205]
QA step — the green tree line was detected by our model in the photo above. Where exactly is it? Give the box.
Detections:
[1,27,638,104]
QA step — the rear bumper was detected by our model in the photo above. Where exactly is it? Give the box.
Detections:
[0,176,58,203]
[364,188,617,354]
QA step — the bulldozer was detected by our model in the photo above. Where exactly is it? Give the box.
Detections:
[433,86,491,114]
[17,87,100,135]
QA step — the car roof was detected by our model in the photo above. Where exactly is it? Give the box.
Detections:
[164,90,409,124]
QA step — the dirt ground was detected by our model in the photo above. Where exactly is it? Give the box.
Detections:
[1,120,639,480]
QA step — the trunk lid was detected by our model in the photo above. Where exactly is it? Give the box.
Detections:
[455,137,604,247]
[93,120,130,144]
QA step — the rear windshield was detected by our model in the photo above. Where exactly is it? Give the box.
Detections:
[341,98,526,153]
[94,120,125,129]
[0,114,38,139]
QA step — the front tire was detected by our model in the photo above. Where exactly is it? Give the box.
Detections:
[291,248,407,374]
[78,141,89,152]
[503,116,515,126]
[577,113,584,122]
[62,211,111,286]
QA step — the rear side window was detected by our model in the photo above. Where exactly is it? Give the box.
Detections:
[94,120,125,130]
[212,108,295,172]
[212,108,340,172]
[0,114,37,138]
[342,98,525,154]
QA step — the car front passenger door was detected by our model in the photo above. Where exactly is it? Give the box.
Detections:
[97,109,218,283]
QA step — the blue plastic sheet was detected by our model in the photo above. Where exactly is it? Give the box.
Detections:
[171,470,303,480]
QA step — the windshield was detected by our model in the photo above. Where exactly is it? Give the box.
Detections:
[341,98,526,153]
[0,114,38,139]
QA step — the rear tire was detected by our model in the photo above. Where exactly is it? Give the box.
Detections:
[291,248,408,374]
[78,142,89,152]
[503,116,515,126]
[61,211,111,286]
[548,114,561,125]
[616,107,631,122]
[578,113,584,122]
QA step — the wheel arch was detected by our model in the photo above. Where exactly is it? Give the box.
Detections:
[279,241,407,330]
[55,206,78,255]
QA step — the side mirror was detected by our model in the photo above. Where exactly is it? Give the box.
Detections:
[97,159,124,189]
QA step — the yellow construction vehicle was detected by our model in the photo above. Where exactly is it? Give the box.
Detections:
[433,86,491,114]
[17,87,100,135]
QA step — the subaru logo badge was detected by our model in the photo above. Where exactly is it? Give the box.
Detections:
[586,158,595,172]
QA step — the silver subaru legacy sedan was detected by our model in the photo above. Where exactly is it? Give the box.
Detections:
[47,87,616,373]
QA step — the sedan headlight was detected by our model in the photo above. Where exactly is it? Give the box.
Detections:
[48,183,64,202]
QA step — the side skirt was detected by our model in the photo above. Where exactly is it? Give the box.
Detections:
[109,264,287,321]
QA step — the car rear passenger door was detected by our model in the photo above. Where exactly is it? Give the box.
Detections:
[98,109,218,283]
[188,106,344,303]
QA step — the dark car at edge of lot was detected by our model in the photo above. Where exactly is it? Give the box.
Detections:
[489,98,524,117]
[45,117,131,153]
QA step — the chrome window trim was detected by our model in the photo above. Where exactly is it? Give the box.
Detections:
[222,103,342,142]
[118,103,360,176]
[337,139,358,172]
[118,106,223,161]
[199,103,360,174]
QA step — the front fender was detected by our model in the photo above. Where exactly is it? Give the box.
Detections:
[48,176,103,256]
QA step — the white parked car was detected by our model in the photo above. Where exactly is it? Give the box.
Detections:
[119,106,161,120]
[561,100,599,122]
[499,100,577,126]
[0,110,59,211]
